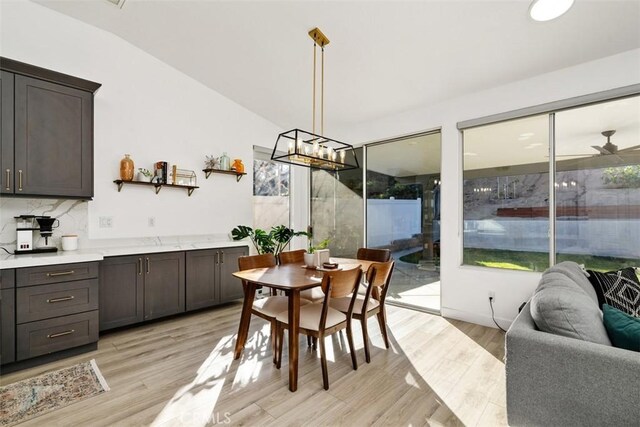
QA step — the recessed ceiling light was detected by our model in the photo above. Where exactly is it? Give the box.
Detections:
[529,0,574,22]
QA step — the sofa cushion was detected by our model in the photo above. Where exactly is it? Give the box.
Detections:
[586,267,640,317]
[547,261,598,304]
[531,272,611,346]
[602,304,640,351]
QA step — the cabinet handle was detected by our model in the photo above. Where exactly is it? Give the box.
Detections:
[18,170,23,191]
[138,258,142,275]
[4,169,9,191]
[221,251,224,264]
[146,257,150,274]
[46,270,75,277]
[47,329,75,339]
[47,295,75,303]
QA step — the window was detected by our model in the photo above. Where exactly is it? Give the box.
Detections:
[462,95,640,271]
[253,148,290,230]
[462,115,550,271]
[555,97,640,270]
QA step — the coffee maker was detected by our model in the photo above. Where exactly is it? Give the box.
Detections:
[14,215,59,255]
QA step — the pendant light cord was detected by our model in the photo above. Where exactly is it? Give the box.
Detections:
[321,46,325,135]
[312,42,317,134]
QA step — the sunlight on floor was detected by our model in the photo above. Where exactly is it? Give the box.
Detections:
[150,335,235,427]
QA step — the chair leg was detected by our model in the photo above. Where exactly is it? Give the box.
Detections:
[271,321,277,364]
[360,317,371,364]
[318,335,329,390]
[377,309,390,349]
[307,335,312,347]
[275,323,284,369]
[346,323,358,370]
[312,336,318,350]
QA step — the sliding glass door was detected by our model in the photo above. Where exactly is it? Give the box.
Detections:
[310,148,364,256]
[365,132,442,312]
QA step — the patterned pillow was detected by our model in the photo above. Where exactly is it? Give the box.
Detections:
[586,267,640,317]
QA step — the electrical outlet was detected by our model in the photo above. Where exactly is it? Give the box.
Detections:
[489,291,496,300]
[148,217,155,227]
[99,216,113,228]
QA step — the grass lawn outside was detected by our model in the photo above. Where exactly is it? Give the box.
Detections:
[463,248,639,272]
[400,248,638,273]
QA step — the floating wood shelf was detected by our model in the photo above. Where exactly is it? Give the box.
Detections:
[114,180,199,196]
[202,168,247,182]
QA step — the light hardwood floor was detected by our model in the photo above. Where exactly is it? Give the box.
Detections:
[1,303,507,426]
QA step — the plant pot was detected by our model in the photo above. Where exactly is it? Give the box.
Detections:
[303,252,317,268]
[136,172,152,182]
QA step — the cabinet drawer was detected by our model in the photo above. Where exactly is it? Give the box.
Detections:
[1,269,15,289]
[17,279,98,323]
[16,262,99,287]
[16,310,98,361]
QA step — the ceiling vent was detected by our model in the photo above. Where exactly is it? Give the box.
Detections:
[105,0,126,9]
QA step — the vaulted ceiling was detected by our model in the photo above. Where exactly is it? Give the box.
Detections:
[34,0,640,131]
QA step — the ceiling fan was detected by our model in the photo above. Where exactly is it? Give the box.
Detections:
[556,130,640,158]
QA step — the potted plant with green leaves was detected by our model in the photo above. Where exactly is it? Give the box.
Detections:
[136,168,153,182]
[231,225,307,258]
[304,233,330,267]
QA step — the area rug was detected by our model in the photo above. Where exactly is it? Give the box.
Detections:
[0,359,110,426]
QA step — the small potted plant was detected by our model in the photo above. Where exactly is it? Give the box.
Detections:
[136,168,153,182]
[304,234,330,267]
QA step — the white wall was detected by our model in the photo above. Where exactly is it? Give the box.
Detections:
[0,1,282,246]
[335,48,640,328]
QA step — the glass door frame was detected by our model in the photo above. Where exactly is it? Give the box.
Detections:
[363,128,443,314]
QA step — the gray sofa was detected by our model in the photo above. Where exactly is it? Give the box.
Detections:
[505,261,640,427]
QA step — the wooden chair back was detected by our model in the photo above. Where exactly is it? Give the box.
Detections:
[318,267,362,331]
[356,247,391,262]
[238,253,276,271]
[321,267,362,298]
[278,249,306,265]
[366,261,395,288]
[361,261,395,315]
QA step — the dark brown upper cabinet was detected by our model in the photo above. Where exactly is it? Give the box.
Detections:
[0,57,101,199]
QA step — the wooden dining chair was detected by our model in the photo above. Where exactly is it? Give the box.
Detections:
[274,266,362,390]
[355,247,392,294]
[329,260,395,363]
[279,249,325,304]
[278,249,306,264]
[356,247,392,262]
[237,253,311,361]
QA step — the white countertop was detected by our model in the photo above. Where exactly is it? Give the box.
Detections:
[0,240,248,269]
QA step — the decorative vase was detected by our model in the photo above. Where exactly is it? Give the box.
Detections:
[232,159,245,174]
[120,154,134,181]
[219,152,230,171]
[303,252,317,268]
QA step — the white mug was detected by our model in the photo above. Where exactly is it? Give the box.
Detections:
[61,235,78,251]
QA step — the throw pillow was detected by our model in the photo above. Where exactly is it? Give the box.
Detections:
[586,267,640,317]
[602,304,640,352]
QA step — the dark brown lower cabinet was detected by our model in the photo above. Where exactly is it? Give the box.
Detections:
[1,288,16,365]
[144,252,185,321]
[99,255,144,331]
[99,252,185,330]
[185,246,248,311]
[185,250,218,311]
[218,247,248,302]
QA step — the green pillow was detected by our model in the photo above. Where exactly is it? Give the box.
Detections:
[602,304,640,352]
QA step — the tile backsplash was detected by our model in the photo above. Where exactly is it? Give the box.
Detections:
[0,197,88,250]
[0,197,232,252]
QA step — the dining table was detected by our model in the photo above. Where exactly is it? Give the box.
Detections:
[232,257,375,392]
